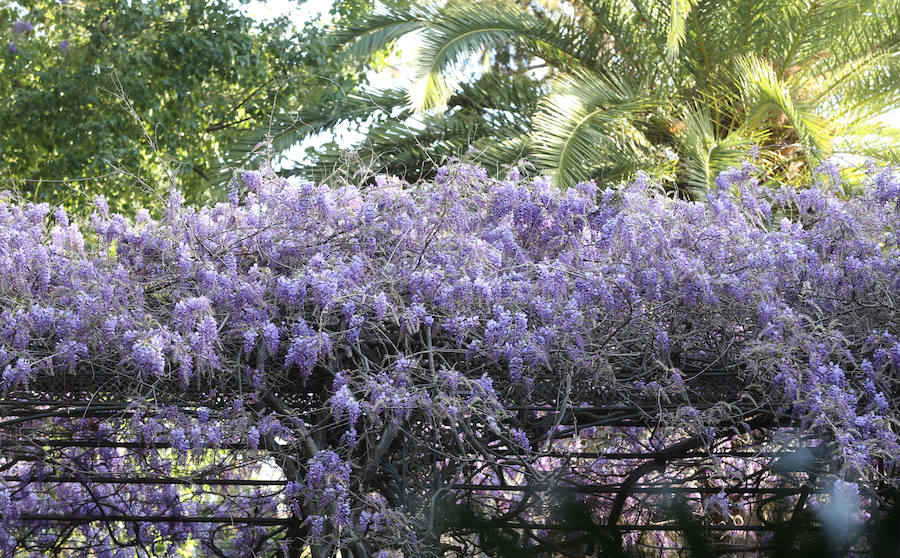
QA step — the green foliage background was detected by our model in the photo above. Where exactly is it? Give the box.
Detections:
[2,0,898,212]
[324,0,900,197]
[0,0,372,212]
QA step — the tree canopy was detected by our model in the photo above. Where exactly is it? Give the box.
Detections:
[321,0,900,195]
[0,0,367,212]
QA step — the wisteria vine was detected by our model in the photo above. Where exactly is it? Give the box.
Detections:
[0,159,898,556]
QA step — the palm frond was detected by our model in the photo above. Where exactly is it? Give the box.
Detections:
[809,49,899,103]
[216,88,413,177]
[832,121,900,164]
[531,70,655,188]
[665,0,698,61]
[827,52,900,122]
[331,7,430,63]
[677,104,759,197]
[447,71,543,129]
[410,3,596,112]
[794,0,899,113]
[582,0,655,72]
[774,0,874,77]
[591,136,668,185]
[623,0,670,58]
[736,54,832,169]
[838,143,900,165]
[285,100,530,183]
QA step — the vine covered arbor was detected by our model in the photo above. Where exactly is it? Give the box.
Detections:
[1,162,898,556]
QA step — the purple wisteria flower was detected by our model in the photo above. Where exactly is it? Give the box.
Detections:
[240,170,262,191]
[11,20,33,34]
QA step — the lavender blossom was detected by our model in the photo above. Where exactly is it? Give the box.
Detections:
[11,20,33,34]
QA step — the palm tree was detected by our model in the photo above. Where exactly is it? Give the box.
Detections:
[301,0,899,197]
